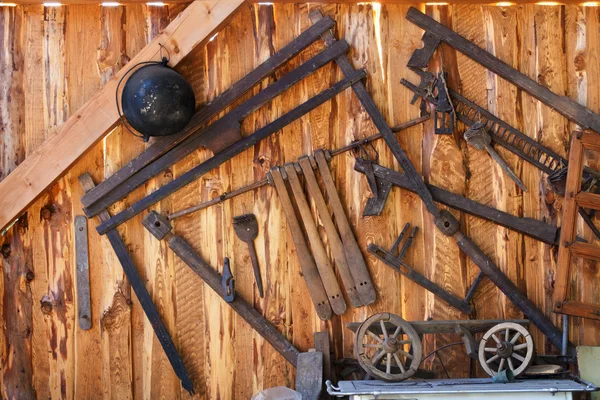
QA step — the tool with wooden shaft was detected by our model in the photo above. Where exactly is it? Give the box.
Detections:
[233,214,264,298]
[268,167,333,320]
[297,156,363,308]
[284,163,347,316]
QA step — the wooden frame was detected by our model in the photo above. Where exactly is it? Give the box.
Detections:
[554,131,600,320]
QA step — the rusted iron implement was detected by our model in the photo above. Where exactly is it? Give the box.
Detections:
[143,211,301,366]
[78,173,194,394]
[80,16,336,211]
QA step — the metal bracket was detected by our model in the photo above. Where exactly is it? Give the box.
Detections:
[222,258,235,303]
[75,216,92,330]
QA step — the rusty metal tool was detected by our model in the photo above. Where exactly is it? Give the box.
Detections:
[222,257,235,303]
[142,211,301,366]
[78,173,194,394]
[233,213,264,298]
[284,163,346,316]
[313,149,376,306]
[368,223,475,314]
[268,167,333,320]
[434,71,454,135]
[311,9,573,356]
[297,156,363,308]
[464,122,527,192]
[74,216,92,330]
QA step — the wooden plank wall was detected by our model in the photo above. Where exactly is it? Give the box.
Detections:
[0,2,599,398]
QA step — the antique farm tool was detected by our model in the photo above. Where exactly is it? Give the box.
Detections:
[142,211,301,366]
[464,122,527,192]
[283,163,347,315]
[555,132,600,320]
[81,16,337,212]
[95,62,365,234]
[309,9,572,356]
[166,115,430,221]
[269,167,333,320]
[74,216,92,330]
[233,214,264,298]
[221,257,235,303]
[314,149,377,306]
[78,174,194,394]
[348,314,533,381]
[297,156,364,308]
[367,223,477,314]
[406,6,600,133]
[478,322,535,378]
[353,313,423,381]
[434,71,454,135]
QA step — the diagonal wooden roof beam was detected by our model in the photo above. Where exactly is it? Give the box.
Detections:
[0,0,245,233]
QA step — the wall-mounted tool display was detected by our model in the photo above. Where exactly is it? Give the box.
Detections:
[74,216,92,330]
[142,211,300,367]
[555,132,600,321]
[347,313,535,381]
[221,258,235,303]
[78,174,194,394]
[233,214,264,298]
[367,223,478,314]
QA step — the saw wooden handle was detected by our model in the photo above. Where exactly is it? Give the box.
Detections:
[297,156,363,308]
[284,163,347,316]
[314,149,376,305]
[269,167,333,320]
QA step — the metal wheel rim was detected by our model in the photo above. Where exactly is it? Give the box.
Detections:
[478,322,534,377]
[354,312,422,382]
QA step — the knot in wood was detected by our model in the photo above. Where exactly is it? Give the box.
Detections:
[40,299,53,315]
[41,205,54,221]
[464,122,491,151]
[26,270,35,282]
[1,244,11,259]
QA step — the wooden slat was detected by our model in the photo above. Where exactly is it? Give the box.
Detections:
[575,192,600,210]
[559,300,600,321]
[569,242,600,261]
[581,131,600,153]
[0,0,245,233]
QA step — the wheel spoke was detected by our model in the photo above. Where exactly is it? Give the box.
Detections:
[380,321,389,339]
[363,344,383,349]
[484,347,498,353]
[371,349,386,365]
[392,325,402,339]
[486,354,499,364]
[491,333,501,344]
[386,353,392,374]
[396,348,414,360]
[513,343,528,351]
[498,358,505,373]
[505,328,510,341]
[507,357,515,371]
[367,330,384,343]
[511,352,525,362]
[397,339,412,345]
[510,331,522,344]
[393,353,406,373]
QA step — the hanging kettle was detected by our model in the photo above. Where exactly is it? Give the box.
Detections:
[118,57,195,142]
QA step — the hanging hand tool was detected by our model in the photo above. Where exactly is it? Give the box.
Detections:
[368,223,476,314]
[311,9,572,356]
[464,122,527,192]
[434,71,454,135]
[284,163,346,316]
[79,173,194,394]
[314,149,377,306]
[221,258,235,303]
[233,214,264,298]
[269,167,333,320]
[297,156,363,308]
[74,216,92,330]
[142,211,301,366]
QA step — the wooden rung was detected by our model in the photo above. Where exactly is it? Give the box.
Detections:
[556,300,600,321]
[581,132,600,153]
[569,241,600,261]
[575,192,600,210]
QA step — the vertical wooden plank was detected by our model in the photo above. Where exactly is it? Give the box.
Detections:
[64,5,105,398]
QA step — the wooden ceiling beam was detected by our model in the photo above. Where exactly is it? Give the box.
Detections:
[0,0,245,233]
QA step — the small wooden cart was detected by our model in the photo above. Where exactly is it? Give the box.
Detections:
[347,313,535,382]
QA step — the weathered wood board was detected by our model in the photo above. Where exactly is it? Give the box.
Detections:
[1,3,600,398]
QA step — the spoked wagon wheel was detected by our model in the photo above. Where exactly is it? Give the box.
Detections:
[478,322,535,378]
[354,313,422,381]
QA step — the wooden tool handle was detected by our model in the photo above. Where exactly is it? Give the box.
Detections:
[298,156,363,308]
[247,242,264,298]
[269,167,333,320]
[314,149,376,305]
[284,163,347,316]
